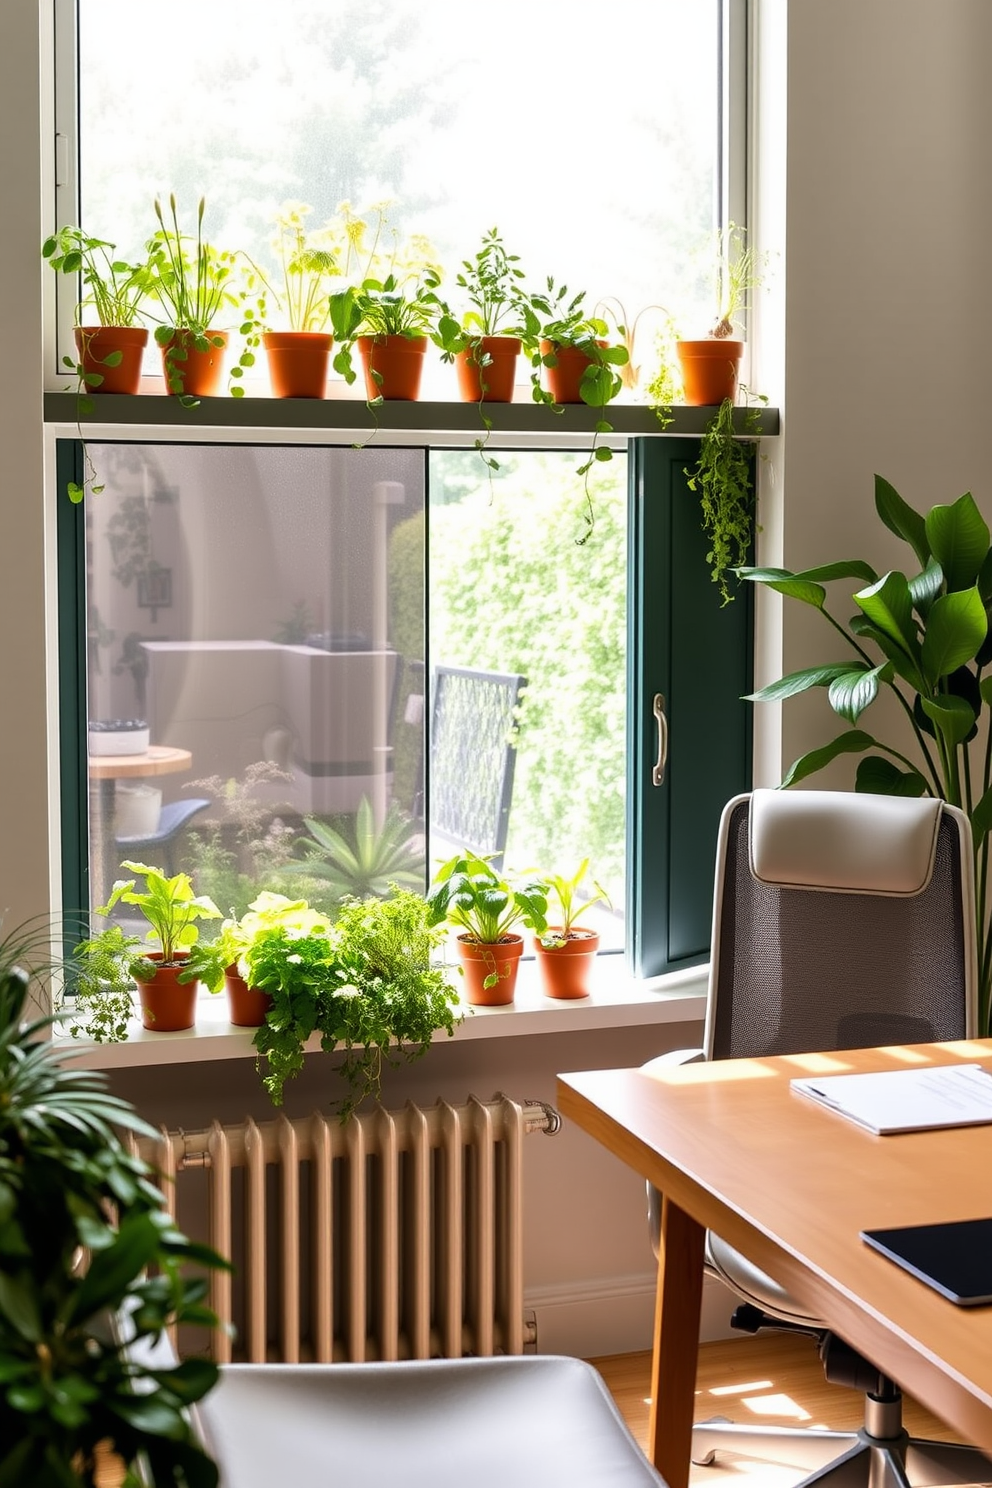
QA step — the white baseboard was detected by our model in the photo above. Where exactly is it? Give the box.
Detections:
[525,1271,739,1359]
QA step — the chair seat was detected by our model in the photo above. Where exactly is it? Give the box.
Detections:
[196,1356,665,1488]
[115,797,211,850]
[706,1231,818,1327]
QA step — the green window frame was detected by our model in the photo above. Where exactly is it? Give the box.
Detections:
[57,434,754,979]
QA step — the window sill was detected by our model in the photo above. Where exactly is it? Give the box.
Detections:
[52,959,709,1070]
[43,390,780,441]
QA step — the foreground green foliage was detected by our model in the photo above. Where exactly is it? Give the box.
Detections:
[0,924,227,1487]
[739,475,992,1030]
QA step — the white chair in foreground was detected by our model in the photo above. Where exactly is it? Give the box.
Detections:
[647,788,992,1488]
[196,1355,667,1488]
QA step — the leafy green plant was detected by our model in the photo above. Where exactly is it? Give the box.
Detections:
[0,924,227,1487]
[65,921,147,1043]
[103,861,221,963]
[431,228,542,475]
[530,278,628,541]
[686,394,766,604]
[145,195,245,400]
[426,852,548,989]
[538,859,611,949]
[278,796,425,905]
[244,889,458,1112]
[42,225,150,328]
[329,271,440,388]
[42,226,154,500]
[737,476,992,1031]
[184,891,333,994]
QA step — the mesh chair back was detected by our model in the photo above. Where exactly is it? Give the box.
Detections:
[708,794,974,1061]
[429,666,526,866]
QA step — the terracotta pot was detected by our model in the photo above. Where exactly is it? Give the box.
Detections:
[224,965,273,1028]
[455,336,521,403]
[134,952,197,1032]
[676,338,744,406]
[357,334,427,401]
[456,934,524,1006]
[159,329,229,397]
[73,326,148,395]
[534,929,600,1000]
[263,330,333,399]
[540,338,606,405]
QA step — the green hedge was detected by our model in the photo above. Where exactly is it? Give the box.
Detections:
[428,453,627,899]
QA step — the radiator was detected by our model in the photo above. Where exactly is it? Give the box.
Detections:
[135,1094,559,1364]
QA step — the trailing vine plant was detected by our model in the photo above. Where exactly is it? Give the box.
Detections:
[686,393,766,605]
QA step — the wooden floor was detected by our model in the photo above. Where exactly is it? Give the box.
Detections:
[592,1334,958,1486]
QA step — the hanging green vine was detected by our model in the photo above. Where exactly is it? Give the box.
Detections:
[685,396,764,605]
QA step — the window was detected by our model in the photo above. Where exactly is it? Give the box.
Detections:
[54,1,754,982]
[68,0,722,383]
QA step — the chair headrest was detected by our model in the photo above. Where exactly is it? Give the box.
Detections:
[749,788,943,896]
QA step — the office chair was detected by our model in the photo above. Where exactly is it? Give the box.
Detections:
[114,797,211,876]
[646,787,992,1488]
[194,1356,665,1488]
[428,664,526,868]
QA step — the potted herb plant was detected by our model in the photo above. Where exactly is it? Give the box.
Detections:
[260,202,341,398]
[426,852,549,1006]
[676,222,762,406]
[737,477,992,1036]
[185,890,333,1028]
[533,859,611,1000]
[75,862,221,1033]
[240,889,459,1113]
[433,228,540,404]
[0,927,227,1487]
[145,195,242,400]
[530,277,629,540]
[42,224,151,398]
[329,270,440,403]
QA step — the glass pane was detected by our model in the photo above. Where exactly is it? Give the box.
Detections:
[84,444,426,919]
[428,451,627,952]
[78,1,719,384]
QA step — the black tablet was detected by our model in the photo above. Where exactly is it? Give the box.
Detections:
[861,1218,992,1306]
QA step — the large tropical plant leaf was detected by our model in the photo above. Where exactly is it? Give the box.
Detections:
[924,493,990,594]
[874,475,930,567]
[779,729,876,788]
[919,587,987,685]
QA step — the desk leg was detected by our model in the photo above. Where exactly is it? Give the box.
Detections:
[648,1196,705,1488]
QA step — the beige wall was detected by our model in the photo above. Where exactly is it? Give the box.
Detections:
[757,0,992,784]
[5,0,992,1355]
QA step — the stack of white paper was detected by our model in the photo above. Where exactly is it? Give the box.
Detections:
[790,1063,992,1135]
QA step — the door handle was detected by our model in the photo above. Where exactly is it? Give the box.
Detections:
[652,693,668,786]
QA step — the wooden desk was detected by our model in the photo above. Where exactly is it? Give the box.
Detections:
[558,1042,992,1488]
[88,746,192,904]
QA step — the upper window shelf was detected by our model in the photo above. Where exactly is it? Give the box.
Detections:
[43,393,780,439]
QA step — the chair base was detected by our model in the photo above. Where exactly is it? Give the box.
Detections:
[692,1418,992,1488]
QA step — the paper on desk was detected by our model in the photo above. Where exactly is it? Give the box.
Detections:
[790,1062,992,1134]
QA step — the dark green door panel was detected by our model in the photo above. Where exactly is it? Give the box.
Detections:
[628,438,753,977]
